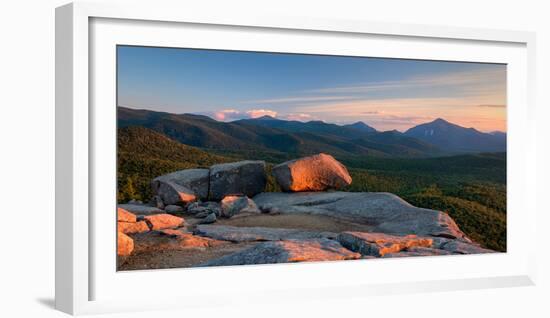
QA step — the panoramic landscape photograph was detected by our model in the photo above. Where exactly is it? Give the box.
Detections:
[116,45,507,270]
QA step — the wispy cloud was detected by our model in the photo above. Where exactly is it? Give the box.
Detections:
[477,104,506,108]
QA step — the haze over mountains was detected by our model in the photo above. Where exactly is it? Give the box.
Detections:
[118,106,506,157]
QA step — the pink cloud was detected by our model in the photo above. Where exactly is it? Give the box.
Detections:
[245,109,278,118]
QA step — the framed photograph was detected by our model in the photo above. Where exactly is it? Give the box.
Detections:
[56,2,537,315]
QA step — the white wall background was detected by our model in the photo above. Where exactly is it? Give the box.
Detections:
[0,0,547,317]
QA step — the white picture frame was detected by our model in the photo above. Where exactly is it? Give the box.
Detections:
[55,2,537,315]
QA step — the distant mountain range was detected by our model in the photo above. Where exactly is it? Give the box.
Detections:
[403,118,506,153]
[118,106,506,157]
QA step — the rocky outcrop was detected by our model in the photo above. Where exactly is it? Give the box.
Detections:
[195,225,336,242]
[209,161,266,200]
[272,153,352,192]
[143,214,185,230]
[117,232,134,256]
[117,204,164,216]
[253,191,468,240]
[187,201,222,216]
[220,195,261,218]
[152,169,210,201]
[198,239,361,266]
[337,232,433,257]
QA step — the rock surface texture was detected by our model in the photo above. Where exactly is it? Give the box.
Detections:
[195,225,336,242]
[209,161,266,200]
[199,239,361,266]
[253,191,468,240]
[117,204,164,216]
[117,232,134,256]
[272,153,352,192]
[117,207,137,222]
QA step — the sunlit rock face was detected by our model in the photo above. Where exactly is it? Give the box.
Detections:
[117,207,137,222]
[198,239,361,266]
[117,221,150,234]
[143,214,185,230]
[209,161,267,200]
[273,153,352,192]
[154,180,197,206]
[117,232,134,256]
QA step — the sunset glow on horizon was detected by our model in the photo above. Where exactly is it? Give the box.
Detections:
[118,46,506,132]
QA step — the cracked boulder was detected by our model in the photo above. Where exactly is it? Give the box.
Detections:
[152,169,210,205]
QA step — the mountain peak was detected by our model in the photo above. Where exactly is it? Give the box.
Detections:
[253,115,279,121]
[345,121,377,133]
[432,118,450,124]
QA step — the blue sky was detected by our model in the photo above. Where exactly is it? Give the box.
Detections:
[117,45,506,132]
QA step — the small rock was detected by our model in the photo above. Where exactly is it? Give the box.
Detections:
[165,205,184,213]
[117,204,164,216]
[198,239,361,266]
[220,195,260,218]
[198,213,217,224]
[118,221,150,234]
[272,153,352,192]
[209,161,266,200]
[150,195,165,209]
[117,207,137,222]
[127,199,143,205]
[117,232,134,256]
[337,232,433,257]
[143,214,185,230]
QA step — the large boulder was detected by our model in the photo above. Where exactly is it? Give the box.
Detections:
[143,214,185,230]
[195,225,336,242]
[337,232,433,257]
[272,153,352,192]
[209,161,266,200]
[198,239,361,266]
[151,169,209,206]
[253,191,469,240]
[220,195,261,218]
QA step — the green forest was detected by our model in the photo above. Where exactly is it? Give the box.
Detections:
[118,126,506,252]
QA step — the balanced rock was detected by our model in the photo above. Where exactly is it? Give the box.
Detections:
[117,207,137,222]
[198,239,361,266]
[209,161,266,200]
[253,191,469,240]
[117,232,134,256]
[220,195,261,218]
[117,204,163,216]
[337,232,433,257]
[151,169,209,205]
[143,214,185,230]
[272,153,352,192]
